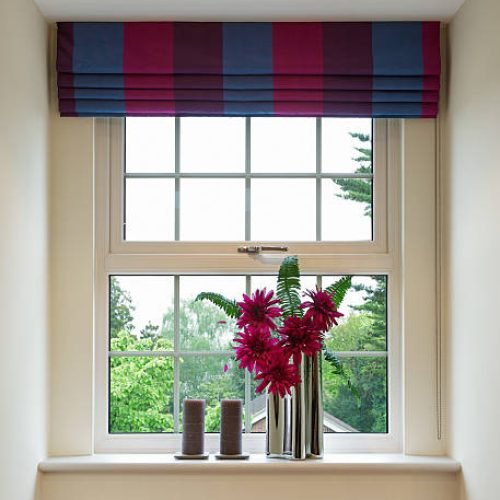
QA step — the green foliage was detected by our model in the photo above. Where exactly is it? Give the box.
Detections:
[325,276,352,309]
[163,299,237,351]
[323,349,360,400]
[194,292,240,319]
[322,277,388,433]
[110,277,135,338]
[333,131,373,217]
[276,255,302,318]
[350,276,387,351]
[110,332,174,432]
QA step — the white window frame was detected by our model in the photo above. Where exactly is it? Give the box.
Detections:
[94,118,402,454]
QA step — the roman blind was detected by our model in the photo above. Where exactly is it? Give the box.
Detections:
[57,21,441,118]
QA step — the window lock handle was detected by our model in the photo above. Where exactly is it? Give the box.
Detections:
[237,245,288,254]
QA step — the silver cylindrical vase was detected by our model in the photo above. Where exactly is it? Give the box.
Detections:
[291,355,306,460]
[266,392,290,457]
[305,352,324,458]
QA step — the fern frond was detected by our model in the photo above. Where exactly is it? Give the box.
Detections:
[323,349,360,400]
[195,292,240,319]
[276,255,302,318]
[325,276,352,308]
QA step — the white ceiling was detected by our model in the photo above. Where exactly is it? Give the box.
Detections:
[35,0,465,22]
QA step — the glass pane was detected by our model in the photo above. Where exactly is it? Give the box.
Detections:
[180,179,245,241]
[251,275,317,295]
[322,118,372,174]
[322,276,387,351]
[109,356,174,432]
[125,178,175,241]
[110,276,175,351]
[180,117,245,172]
[125,117,175,173]
[251,118,316,172]
[179,355,245,432]
[251,179,316,241]
[179,276,245,350]
[321,178,372,241]
[249,376,267,433]
[322,356,387,433]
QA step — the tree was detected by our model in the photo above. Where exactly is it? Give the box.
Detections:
[333,132,372,216]
[110,277,135,338]
[109,277,175,432]
[110,332,175,432]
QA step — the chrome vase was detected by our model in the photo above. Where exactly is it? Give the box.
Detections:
[266,391,290,457]
[304,351,324,458]
[290,355,306,460]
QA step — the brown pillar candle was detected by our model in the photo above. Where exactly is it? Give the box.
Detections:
[182,399,205,455]
[220,399,243,455]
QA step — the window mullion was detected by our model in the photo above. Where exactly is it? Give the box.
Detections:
[316,118,322,242]
[245,117,251,242]
[244,275,251,433]
[174,117,181,242]
[173,275,180,433]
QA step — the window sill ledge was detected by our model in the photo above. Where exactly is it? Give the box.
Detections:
[39,454,460,474]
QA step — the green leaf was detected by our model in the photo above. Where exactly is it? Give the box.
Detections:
[325,276,352,308]
[323,348,360,400]
[194,292,240,319]
[276,255,302,318]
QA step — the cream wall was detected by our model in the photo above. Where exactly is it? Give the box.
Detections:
[49,113,94,455]
[445,0,500,498]
[0,0,49,499]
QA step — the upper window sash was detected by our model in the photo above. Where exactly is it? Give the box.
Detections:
[104,118,390,258]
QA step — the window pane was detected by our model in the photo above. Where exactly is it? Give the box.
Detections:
[251,118,316,172]
[125,178,175,241]
[322,118,372,174]
[109,356,174,433]
[180,117,245,172]
[179,355,245,432]
[126,117,175,173]
[249,376,266,433]
[180,179,245,241]
[321,178,372,241]
[251,275,317,294]
[179,276,244,350]
[322,276,387,351]
[251,179,316,241]
[322,356,387,433]
[110,276,175,351]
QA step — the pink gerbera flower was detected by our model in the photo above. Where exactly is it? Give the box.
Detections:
[236,288,281,332]
[301,287,344,332]
[278,316,323,364]
[255,349,301,398]
[234,326,277,373]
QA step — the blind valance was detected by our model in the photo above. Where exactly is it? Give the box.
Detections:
[57,22,441,118]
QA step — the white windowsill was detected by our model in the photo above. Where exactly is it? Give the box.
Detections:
[38,454,460,474]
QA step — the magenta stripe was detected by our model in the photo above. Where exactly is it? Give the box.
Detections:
[57,23,76,114]
[273,23,324,115]
[324,23,373,77]
[174,23,223,114]
[422,21,441,104]
[123,23,174,114]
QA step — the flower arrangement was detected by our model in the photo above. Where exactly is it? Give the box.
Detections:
[196,256,352,398]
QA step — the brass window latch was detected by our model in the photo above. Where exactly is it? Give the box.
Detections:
[237,245,289,254]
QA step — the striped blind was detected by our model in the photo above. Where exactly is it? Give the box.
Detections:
[57,22,441,118]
